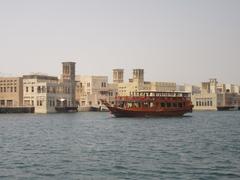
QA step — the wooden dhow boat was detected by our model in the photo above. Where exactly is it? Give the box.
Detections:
[101,91,193,117]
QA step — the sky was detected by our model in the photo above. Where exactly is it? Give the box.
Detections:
[0,0,240,85]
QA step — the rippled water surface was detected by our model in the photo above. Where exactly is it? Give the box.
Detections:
[0,111,240,179]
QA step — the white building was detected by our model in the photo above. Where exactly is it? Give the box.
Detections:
[23,62,76,113]
[192,79,240,111]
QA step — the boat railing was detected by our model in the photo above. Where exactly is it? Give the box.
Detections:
[115,96,190,102]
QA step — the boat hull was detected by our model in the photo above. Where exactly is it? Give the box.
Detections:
[107,106,192,117]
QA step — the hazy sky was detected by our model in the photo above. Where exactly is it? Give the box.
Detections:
[0,0,240,84]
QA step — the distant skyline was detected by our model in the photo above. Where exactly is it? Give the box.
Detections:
[0,0,240,84]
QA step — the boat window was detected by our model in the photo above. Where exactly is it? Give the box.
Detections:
[161,103,165,107]
[167,103,171,107]
[178,103,182,108]
[127,103,132,108]
[119,102,124,108]
[173,103,177,107]
[150,102,154,108]
[143,102,149,107]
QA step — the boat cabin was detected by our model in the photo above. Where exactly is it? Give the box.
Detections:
[115,91,192,110]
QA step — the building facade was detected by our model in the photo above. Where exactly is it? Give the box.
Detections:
[23,62,76,113]
[23,75,72,113]
[115,69,176,96]
[0,77,23,107]
[192,79,240,111]
[75,75,116,110]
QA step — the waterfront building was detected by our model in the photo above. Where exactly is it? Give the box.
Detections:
[23,62,76,113]
[114,69,176,96]
[0,77,23,107]
[75,75,116,110]
[192,79,240,111]
[176,84,201,95]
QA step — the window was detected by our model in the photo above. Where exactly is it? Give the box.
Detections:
[14,87,17,92]
[87,82,90,87]
[178,103,182,108]
[167,103,171,107]
[37,100,42,106]
[143,102,149,107]
[161,103,165,107]
[32,87,34,92]
[102,82,106,88]
[42,86,46,93]
[26,87,29,92]
[37,86,41,93]
[6,100,13,107]
[150,102,154,108]
[0,100,5,106]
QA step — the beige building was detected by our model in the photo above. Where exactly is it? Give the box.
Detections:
[0,77,23,107]
[115,69,176,96]
[76,75,116,110]
[23,75,72,113]
[23,62,76,113]
[192,93,218,111]
[177,84,201,95]
[192,79,240,111]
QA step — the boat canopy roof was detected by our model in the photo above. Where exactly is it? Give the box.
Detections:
[129,90,191,97]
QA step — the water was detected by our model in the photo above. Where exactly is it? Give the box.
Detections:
[0,111,240,180]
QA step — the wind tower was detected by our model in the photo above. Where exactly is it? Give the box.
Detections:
[62,62,76,106]
[113,69,124,83]
[133,69,144,83]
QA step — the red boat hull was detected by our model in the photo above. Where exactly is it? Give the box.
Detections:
[106,106,192,117]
